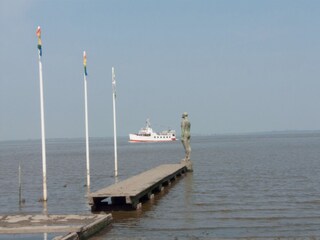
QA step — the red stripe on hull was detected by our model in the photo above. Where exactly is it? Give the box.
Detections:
[129,138,176,143]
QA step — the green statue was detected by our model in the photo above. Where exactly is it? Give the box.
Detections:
[181,112,191,161]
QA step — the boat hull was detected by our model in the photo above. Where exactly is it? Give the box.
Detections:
[129,133,176,142]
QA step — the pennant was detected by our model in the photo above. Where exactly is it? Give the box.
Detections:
[83,51,88,76]
[36,26,42,56]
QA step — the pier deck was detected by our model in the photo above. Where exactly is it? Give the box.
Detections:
[89,163,187,211]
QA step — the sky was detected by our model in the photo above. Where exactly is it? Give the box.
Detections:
[1,0,320,141]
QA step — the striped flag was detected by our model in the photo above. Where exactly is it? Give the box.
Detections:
[83,51,88,76]
[36,26,42,56]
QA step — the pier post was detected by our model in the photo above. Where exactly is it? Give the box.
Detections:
[18,163,22,205]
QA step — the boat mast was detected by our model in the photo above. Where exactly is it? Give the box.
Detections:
[146,118,151,128]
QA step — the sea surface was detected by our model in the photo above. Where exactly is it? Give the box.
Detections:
[1,133,320,239]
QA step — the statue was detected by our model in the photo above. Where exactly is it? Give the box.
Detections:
[181,112,193,171]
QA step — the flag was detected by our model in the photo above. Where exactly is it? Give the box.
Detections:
[36,26,42,56]
[83,51,88,76]
[112,67,116,98]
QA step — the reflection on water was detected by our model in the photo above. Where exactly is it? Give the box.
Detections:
[1,134,320,239]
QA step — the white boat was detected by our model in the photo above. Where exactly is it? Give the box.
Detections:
[129,119,176,142]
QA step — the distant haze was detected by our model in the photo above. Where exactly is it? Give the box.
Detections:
[1,0,320,141]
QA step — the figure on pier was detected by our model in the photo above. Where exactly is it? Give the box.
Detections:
[181,112,193,171]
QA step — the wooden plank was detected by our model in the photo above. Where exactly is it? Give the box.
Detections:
[89,164,187,210]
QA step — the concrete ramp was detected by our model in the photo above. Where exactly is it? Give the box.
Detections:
[0,214,112,239]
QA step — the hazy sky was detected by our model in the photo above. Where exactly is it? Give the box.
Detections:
[1,0,320,141]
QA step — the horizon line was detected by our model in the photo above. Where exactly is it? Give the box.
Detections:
[2,129,320,142]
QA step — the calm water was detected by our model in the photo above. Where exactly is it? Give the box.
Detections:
[1,133,320,239]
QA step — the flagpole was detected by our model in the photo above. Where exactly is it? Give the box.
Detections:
[112,67,118,177]
[36,26,47,201]
[83,51,90,187]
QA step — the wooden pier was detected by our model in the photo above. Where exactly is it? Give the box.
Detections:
[89,163,187,211]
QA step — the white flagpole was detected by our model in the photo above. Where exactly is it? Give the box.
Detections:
[37,26,47,201]
[83,51,90,187]
[112,67,118,177]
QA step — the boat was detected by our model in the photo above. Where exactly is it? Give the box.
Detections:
[129,119,176,142]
